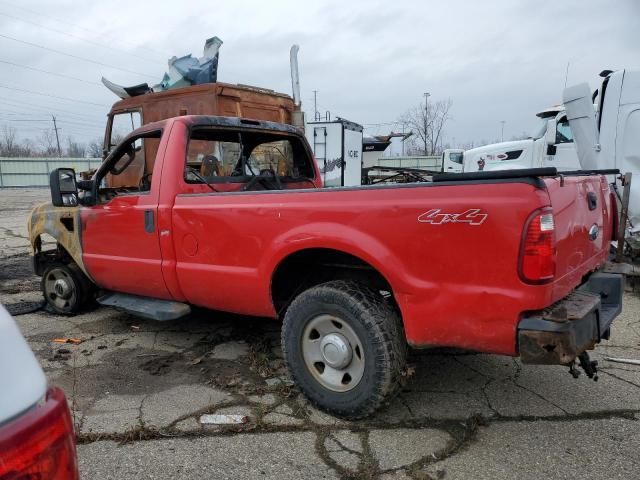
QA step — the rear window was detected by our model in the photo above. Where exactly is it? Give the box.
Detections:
[185,128,314,183]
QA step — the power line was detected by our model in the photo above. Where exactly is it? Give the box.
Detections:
[0,0,170,59]
[0,83,109,107]
[0,118,50,122]
[0,33,155,78]
[0,11,161,66]
[56,119,104,128]
[362,121,402,127]
[0,59,103,86]
[0,97,106,120]
[0,116,104,130]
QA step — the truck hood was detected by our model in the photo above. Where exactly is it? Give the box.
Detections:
[0,305,47,425]
[464,139,534,171]
[465,139,533,157]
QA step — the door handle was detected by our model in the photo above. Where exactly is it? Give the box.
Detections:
[144,210,155,233]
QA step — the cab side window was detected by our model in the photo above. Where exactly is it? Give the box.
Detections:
[101,130,162,194]
[556,117,574,144]
[109,111,142,151]
[184,128,315,186]
[185,131,242,182]
[449,152,463,164]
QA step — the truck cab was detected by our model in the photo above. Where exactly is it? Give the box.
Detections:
[441,148,464,173]
[564,69,640,231]
[461,107,581,173]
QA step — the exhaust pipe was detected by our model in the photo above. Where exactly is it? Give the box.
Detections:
[290,45,305,129]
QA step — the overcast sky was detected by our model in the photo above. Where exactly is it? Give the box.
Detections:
[0,0,638,147]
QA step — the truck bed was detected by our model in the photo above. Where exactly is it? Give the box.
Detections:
[164,171,613,356]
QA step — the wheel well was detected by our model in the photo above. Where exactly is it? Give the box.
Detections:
[33,234,73,276]
[271,248,395,315]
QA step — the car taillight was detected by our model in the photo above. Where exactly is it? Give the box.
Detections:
[519,208,556,283]
[0,387,78,480]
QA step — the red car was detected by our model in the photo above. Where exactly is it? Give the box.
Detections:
[0,305,78,479]
[29,116,623,418]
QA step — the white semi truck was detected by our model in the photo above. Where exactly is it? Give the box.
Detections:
[443,69,640,235]
[564,69,640,232]
[442,106,580,173]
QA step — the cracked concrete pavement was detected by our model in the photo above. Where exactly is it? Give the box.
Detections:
[2,188,640,479]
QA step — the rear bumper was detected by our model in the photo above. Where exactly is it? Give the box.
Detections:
[518,272,623,365]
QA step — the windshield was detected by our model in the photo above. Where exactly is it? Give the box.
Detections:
[530,116,550,139]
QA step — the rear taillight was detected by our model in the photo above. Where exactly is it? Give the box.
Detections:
[610,191,619,241]
[0,387,78,480]
[519,208,556,283]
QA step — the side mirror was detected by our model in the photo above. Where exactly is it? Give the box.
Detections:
[544,119,556,146]
[50,168,78,207]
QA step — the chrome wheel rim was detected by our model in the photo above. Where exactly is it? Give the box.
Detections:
[44,268,77,311]
[301,314,365,392]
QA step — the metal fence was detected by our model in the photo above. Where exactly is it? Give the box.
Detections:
[0,158,102,187]
[375,156,441,170]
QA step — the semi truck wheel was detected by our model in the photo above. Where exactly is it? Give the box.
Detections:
[282,280,407,419]
[41,263,93,315]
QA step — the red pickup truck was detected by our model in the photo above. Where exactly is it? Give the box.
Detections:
[29,115,623,418]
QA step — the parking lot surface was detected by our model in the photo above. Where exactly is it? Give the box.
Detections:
[2,188,639,479]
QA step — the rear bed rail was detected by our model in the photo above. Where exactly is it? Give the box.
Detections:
[433,168,620,183]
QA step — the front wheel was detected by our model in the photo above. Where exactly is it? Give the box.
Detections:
[41,263,93,315]
[282,280,407,419]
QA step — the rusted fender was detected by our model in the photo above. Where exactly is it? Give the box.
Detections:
[27,202,88,276]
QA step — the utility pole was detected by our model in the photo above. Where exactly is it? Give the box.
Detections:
[51,115,61,157]
[500,120,505,142]
[423,92,430,155]
[313,89,319,121]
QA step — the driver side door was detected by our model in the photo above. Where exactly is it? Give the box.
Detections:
[81,131,172,300]
[544,115,580,171]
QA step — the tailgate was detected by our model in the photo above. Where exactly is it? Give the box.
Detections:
[544,175,613,297]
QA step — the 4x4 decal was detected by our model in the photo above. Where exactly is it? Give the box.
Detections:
[418,208,488,225]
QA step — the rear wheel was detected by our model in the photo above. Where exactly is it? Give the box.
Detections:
[282,280,407,419]
[42,263,93,315]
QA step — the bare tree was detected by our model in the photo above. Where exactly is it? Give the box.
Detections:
[36,129,59,157]
[65,137,86,158]
[0,125,19,157]
[398,98,453,155]
[87,138,103,158]
[19,139,35,157]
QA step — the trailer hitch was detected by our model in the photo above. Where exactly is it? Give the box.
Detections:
[568,352,599,381]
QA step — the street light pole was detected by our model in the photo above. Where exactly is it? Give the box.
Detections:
[313,89,319,121]
[424,92,430,155]
[500,120,505,142]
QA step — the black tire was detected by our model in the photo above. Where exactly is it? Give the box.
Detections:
[41,262,93,315]
[281,280,407,419]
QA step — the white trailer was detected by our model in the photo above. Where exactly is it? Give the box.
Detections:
[305,118,363,187]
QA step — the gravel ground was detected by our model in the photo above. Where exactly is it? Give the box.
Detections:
[2,187,639,480]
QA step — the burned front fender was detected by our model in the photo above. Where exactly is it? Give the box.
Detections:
[27,202,89,278]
